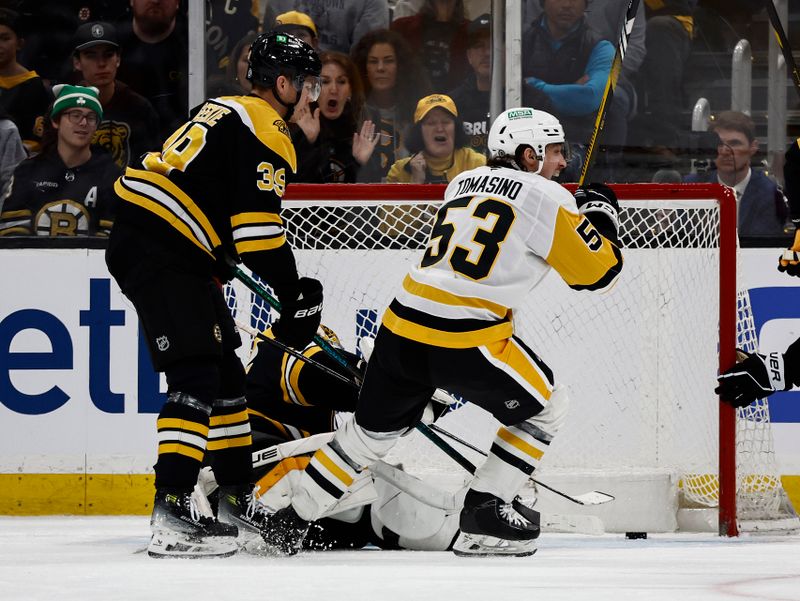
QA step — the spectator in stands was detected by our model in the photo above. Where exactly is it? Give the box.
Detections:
[207,32,257,97]
[521,0,615,177]
[0,108,25,205]
[72,21,160,169]
[524,0,646,157]
[263,0,389,53]
[272,10,320,50]
[393,0,489,20]
[386,93,485,183]
[684,111,787,238]
[14,1,131,85]
[629,0,696,151]
[291,51,379,183]
[0,8,51,154]
[205,0,258,86]
[353,28,431,182]
[391,0,469,92]
[0,84,121,237]
[448,13,490,156]
[115,0,188,139]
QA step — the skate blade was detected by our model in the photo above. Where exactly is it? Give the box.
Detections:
[147,531,238,559]
[452,532,538,558]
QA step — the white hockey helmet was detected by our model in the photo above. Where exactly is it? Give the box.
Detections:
[487,107,565,172]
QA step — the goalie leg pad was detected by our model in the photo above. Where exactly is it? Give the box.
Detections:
[471,385,569,502]
[292,418,403,521]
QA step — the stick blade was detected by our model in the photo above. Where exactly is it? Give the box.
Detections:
[573,490,615,506]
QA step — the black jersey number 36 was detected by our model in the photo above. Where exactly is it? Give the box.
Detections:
[421,197,515,280]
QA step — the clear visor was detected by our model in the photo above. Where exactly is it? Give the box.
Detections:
[292,74,321,102]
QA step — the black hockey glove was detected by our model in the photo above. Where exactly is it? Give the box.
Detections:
[574,183,621,244]
[715,349,788,408]
[211,244,239,284]
[272,277,323,349]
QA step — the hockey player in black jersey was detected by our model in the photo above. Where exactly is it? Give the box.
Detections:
[105,32,323,558]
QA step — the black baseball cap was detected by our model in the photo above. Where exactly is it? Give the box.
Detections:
[74,21,119,53]
[467,13,490,45]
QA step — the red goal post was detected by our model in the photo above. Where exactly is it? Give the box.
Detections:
[226,182,794,535]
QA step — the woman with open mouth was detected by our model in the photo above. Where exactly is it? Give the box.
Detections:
[290,51,379,183]
[387,93,485,185]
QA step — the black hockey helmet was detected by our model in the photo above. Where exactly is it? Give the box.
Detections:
[246,31,322,96]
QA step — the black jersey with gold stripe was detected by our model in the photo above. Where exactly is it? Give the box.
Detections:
[245,327,360,442]
[0,150,121,237]
[113,95,301,299]
[384,165,623,348]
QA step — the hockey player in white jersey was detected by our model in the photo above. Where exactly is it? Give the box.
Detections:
[260,107,624,557]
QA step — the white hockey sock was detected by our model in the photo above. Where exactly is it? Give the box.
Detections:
[470,424,549,502]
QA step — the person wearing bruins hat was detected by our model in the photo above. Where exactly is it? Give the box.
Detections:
[272,10,319,50]
[386,93,484,184]
[0,83,121,238]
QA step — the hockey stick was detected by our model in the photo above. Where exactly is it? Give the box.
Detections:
[578,0,641,185]
[419,422,615,506]
[233,266,363,383]
[765,0,800,102]
[233,317,359,389]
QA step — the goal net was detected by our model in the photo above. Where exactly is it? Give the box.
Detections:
[225,183,797,535]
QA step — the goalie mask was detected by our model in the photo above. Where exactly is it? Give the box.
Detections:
[487,108,565,175]
[247,31,322,118]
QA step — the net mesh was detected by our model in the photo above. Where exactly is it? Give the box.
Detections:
[224,194,788,525]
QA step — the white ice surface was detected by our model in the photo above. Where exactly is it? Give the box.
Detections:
[2,517,800,601]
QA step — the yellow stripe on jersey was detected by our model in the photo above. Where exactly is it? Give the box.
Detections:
[383,306,513,348]
[314,450,354,487]
[497,427,545,461]
[288,346,324,406]
[219,96,297,173]
[156,418,210,437]
[235,235,286,254]
[206,435,252,451]
[209,410,249,427]
[124,168,221,247]
[546,206,621,289]
[402,274,510,319]
[248,408,291,439]
[484,339,553,402]
[231,212,282,227]
[158,442,205,462]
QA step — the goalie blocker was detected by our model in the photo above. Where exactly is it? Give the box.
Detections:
[716,338,800,408]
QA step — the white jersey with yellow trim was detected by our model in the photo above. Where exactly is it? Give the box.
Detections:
[383,165,623,348]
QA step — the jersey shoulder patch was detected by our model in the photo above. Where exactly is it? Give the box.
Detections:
[214,96,297,173]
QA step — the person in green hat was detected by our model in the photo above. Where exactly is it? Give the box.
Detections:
[0,84,121,237]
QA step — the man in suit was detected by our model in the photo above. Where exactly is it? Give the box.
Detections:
[684,111,787,238]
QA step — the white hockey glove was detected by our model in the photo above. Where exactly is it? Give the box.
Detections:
[574,183,620,244]
[715,349,788,408]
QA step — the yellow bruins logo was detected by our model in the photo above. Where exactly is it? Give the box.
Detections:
[273,119,289,137]
[93,120,132,168]
[34,200,91,236]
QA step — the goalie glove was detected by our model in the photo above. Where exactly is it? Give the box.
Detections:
[574,183,620,245]
[778,225,800,277]
[272,277,323,349]
[715,349,788,408]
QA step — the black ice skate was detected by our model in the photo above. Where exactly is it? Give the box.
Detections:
[259,505,311,556]
[217,486,280,553]
[453,490,540,557]
[148,490,238,558]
